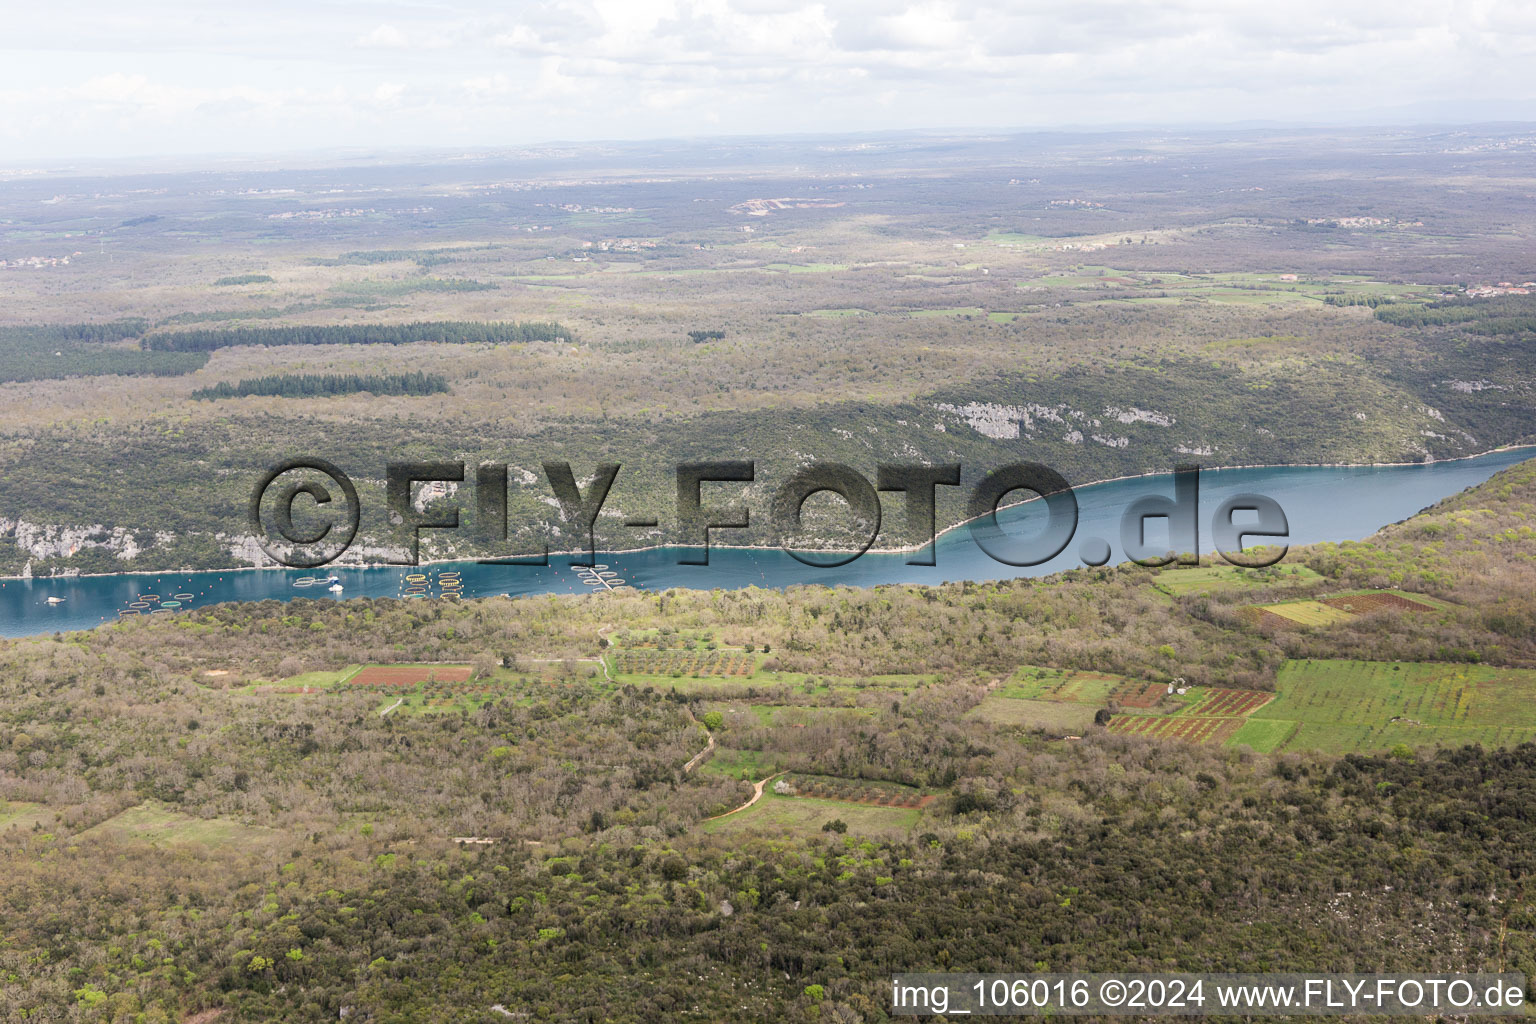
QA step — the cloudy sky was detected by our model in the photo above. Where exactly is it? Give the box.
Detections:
[3,1,1535,161]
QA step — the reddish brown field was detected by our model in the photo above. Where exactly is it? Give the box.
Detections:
[1320,593,1435,614]
[349,664,474,687]
[1255,609,1297,630]
[1191,687,1273,716]
[1106,715,1244,745]
[1114,682,1169,708]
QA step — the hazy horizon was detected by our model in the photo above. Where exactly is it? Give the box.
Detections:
[6,118,1536,180]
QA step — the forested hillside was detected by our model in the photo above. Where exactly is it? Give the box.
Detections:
[1,463,1534,1020]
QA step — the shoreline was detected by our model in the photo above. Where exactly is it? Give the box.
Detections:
[4,443,1533,582]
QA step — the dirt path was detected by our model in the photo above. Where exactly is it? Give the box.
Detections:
[595,625,712,773]
[595,625,617,681]
[706,772,787,821]
[380,698,404,717]
[682,720,716,774]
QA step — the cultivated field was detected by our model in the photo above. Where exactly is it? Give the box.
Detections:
[777,773,930,809]
[1179,687,1274,717]
[1255,600,1356,627]
[347,664,475,686]
[1319,592,1439,614]
[610,648,757,677]
[1002,666,1166,707]
[1106,715,1244,745]
[1243,659,1536,754]
[1250,589,1447,628]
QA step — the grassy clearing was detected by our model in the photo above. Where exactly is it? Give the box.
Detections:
[969,696,1098,734]
[281,666,360,688]
[372,665,601,715]
[710,703,876,727]
[908,306,985,318]
[376,691,504,715]
[225,665,359,695]
[984,231,1055,244]
[1247,660,1536,754]
[699,747,781,781]
[806,308,872,317]
[1227,718,1298,753]
[763,262,848,273]
[999,666,1143,705]
[1154,564,1321,596]
[0,800,51,831]
[703,789,922,839]
[77,802,274,848]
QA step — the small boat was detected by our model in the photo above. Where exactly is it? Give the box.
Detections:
[328,583,344,593]
[45,596,65,605]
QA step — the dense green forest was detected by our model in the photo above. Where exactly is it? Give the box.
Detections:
[141,320,573,352]
[0,322,207,384]
[1374,293,1536,329]
[191,371,449,400]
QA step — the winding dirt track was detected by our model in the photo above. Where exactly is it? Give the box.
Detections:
[683,723,716,774]
[706,772,787,821]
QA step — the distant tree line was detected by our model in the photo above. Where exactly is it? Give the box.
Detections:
[1322,294,1389,308]
[191,372,450,401]
[213,274,275,286]
[1375,294,1536,329]
[141,320,573,352]
[1374,303,1482,327]
[688,329,726,343]
[310,248,485,268]
[20,320,149,343]
[0,321,205,384]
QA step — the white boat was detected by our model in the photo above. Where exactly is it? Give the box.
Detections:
[328,583,344,593]
[45,596,65,605]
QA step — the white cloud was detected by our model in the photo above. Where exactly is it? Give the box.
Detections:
[356,23,411,49]
[461,72,514,100]
[0,0,1533,159]
[373,82,406,105]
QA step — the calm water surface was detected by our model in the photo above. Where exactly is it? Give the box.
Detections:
[3,448,1531,638]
